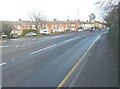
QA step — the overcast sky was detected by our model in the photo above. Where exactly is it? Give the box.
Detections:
[0,0,101,21]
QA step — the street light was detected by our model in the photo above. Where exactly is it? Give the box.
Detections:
[77,10,79,21]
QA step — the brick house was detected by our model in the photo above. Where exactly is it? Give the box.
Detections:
[13,20,80,34]
[94,21,106,29]
[2,20,105,36]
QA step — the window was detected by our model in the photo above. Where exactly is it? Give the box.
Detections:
[17,26,21,29]
[27,25,30,29]
[23,25,25,29]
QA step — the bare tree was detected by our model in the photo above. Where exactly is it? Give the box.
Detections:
[2,21,14,38]
[29,10,45,33]
[95,0,119,19]
[95,0,119,51]
[89,13,96,22]
[95,0,119,27]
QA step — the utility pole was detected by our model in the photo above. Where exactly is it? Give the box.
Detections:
[77,10,80,31]
[77,10,79,21]
[68,15,70,21]
[67,15,70,31]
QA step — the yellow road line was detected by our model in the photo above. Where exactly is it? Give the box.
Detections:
[56,34,102,89]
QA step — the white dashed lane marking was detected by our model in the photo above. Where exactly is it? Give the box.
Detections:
[0,62,7,66]
[30,44,57,54]
[11,59,16,61]
[30,37,80,55]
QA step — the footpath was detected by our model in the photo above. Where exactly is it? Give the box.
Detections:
[70,33,118,87]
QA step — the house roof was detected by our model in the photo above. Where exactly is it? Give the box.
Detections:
[1,20,106,26]
[94,21,106,25]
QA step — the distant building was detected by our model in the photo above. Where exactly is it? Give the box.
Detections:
[94,21,106,29]
[80,21,94,30]
[10,20,80,34]
[1,20,106,35]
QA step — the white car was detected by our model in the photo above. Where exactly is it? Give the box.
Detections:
[40,29,51,35]
[25,32,37,37]
[12,33,19,38]
[106,27,109,31]
[42,31,51,35]
[1,32,7,38]
[78,29,83,32]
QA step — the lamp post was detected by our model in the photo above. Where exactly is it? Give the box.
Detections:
[77,10,79,21]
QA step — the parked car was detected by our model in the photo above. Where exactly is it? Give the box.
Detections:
[106,27,109,31]
[42,31,51,35]
[12,33,19,38]
[90,27,95,32]
[25,32,37,37]
[1,32,7,38]
[10,30,21,37]
[78,29,83,32]
[40,29,51,35]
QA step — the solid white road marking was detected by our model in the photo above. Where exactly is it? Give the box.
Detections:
[0,40,6,43]
[11,59,15,60]
[0,34,69,48]
[62,37,80,44]
[0,62,6,66]
[68,33,108,87]
[30,37,80,55]
[0,46,10,48]
[21,45,26,47]
[57,34,102,88]
[15,45,19,47]
[30,44,57,54]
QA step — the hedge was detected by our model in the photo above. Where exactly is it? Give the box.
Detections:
[22,29,37,36]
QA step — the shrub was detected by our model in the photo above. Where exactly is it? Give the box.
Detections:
[22,29,37,36]
[2,21,13,38]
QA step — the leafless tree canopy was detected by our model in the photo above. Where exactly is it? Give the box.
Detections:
[2,21,14,38]
[95,0,119,51]
[95,0,119,19]
[29,10,45,32]
[89,13,96,22]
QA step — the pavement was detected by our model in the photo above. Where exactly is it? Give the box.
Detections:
[67,33,118,87]
[1,30,117,88]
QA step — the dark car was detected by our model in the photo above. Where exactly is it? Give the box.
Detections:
[13,34,19,38]
[90,27,95,32]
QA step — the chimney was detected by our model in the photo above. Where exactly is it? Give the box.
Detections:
[19,18,21,21]
[67,19,69,21]
[54,19,56,21]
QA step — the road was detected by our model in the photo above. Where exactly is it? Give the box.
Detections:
[1,30,105,87]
